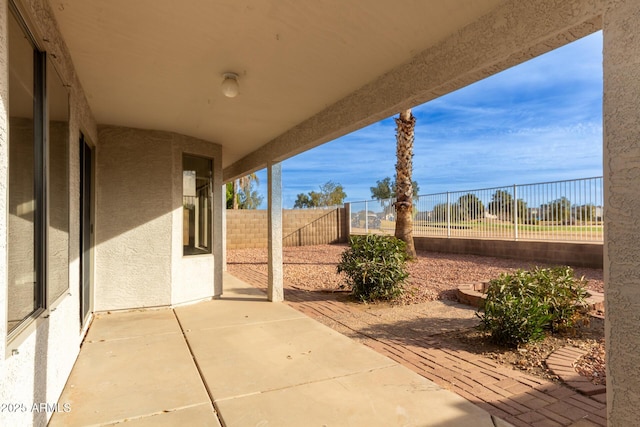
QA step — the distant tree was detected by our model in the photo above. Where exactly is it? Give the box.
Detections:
[575,204,596,222]
[487,190,513,220]
[237,187,263,209]
[541,197,572,224]
[515,199,528,223]
[226,182,234,209]
[370,177,394,201]
[432,203,449,222]
[294,181,346,208]
[457,193,485,221]
[227,173,263,209]
[293,192,317,208]
[432,202,470,222]
[370,175,420,217]
[318,181,347,206]
[488,189,527,222]
[370,176,420,201]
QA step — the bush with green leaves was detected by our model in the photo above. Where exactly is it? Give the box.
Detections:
[479,266,588,347]
[529,266,589,331]
[337,235,408,302]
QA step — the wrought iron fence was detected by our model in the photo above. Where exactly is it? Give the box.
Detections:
[349,177,603,242]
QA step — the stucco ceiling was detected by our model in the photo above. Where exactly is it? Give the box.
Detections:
[50,0,504,170]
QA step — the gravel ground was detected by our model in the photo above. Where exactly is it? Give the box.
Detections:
[227,243,604,305]
[227,244,606,384]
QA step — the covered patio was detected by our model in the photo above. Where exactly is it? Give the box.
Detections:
[50,273,500,426]
[1,0,639,426]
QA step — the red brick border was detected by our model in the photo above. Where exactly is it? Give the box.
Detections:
[546,347,606,397]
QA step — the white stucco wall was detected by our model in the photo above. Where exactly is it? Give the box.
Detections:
[0,0,10,419]
[95,126,174,310]
[96,126,222,311]
[0,0,98,426]
[170,132,222,305]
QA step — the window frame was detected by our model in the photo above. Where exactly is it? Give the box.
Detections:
[182,153,213,257]
[6,1,70,343]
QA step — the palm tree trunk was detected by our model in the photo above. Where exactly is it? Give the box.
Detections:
[232,179,239,210]
[394,109,417,259]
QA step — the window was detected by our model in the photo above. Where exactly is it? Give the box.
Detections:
[48,57,70,303]
[8,8,42,334]
[7,6,70,336]
[183,154,212,255]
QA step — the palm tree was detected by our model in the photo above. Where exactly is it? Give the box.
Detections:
[394,109,417,258]
[232,173,259,209]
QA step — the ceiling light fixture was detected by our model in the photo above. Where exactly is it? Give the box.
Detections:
[221,72,240,98]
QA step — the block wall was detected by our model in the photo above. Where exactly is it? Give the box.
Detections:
[226,208,347,249]
[413,237,603,269]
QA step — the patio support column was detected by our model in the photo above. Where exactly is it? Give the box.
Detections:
[267,161,284,302]
[213,154,224,297]
[603,1,640,424]
[221,184,227,272]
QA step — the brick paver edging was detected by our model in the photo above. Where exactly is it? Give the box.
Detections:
[546,347,606,399]
[229,266,608,427]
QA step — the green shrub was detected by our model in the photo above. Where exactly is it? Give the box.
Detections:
[337,235,408,302]
[479,266,588,347]
[528,266,589,332]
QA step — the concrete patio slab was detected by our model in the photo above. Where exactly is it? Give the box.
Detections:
[85,307,182,342]
[175,297,305,332]
[102,403,220,427]
[51,274,510,426]
[215,364,496,427]
[182,316,395,399]
[50,316,211,426]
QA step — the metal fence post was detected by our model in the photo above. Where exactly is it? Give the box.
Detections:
[513,184,518,241]
[447,192,451,238]
[345,202,351,239]
[365,200,369,233]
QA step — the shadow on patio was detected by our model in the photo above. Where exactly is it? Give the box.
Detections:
[49,273,503,426]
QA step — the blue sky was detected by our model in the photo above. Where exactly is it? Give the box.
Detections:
[254,31,603,209]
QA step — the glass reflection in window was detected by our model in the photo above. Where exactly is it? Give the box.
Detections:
[8,10,38,332]
[48,58,70,302]
[183,155,212,255]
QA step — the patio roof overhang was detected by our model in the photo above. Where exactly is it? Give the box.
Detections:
[49,0,601,182]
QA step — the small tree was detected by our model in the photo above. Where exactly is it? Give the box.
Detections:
[294,180,347,208]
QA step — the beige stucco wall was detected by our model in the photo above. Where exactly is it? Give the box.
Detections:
[0,0,98,426]
[603,0,640,424]
[95,126,222,311]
